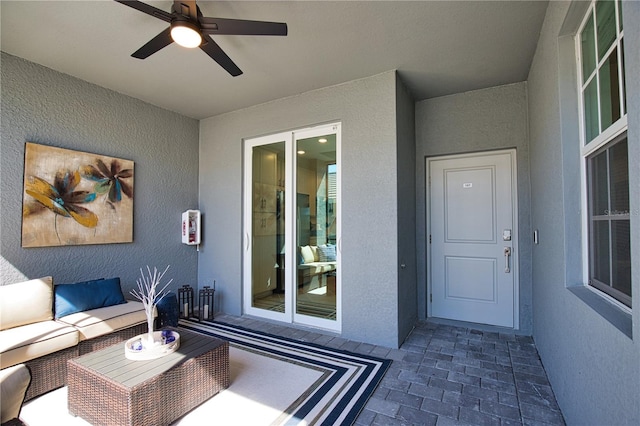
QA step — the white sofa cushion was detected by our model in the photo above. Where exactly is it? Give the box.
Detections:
[0,320,78,369]
[310,245,320,262]
[300,245,315,264]
[0,276,53,331]
[0,364,32,423]
[299,262,337,274]
[56,300,148,341]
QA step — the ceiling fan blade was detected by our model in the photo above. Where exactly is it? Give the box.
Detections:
[200,17,287,36]
[131,27,173,59]
[114,0,173,23]
[172,0,198,20]
[199,35,242,77]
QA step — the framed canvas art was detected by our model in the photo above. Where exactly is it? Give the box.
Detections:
[21,142,134,247]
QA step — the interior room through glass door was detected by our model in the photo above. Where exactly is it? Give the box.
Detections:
[294,128,339,329]
[247,139,288,321]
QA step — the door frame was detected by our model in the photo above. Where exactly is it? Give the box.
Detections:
[290,124,342,331]
[243,131,292,324]
[426,149,520,329]
[242,123,342,332]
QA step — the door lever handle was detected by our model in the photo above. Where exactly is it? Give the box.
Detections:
[504,247,512,273]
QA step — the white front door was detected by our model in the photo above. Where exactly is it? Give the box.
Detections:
[428,150,518,328]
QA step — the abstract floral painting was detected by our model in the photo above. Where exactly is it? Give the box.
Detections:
[21,142,134,247]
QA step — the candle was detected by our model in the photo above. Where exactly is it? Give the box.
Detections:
[204,304,209,319]
[184,303,188,317]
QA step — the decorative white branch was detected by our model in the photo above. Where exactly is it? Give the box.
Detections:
[130,265,172,345]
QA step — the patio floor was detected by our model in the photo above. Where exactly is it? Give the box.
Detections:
[216,314,565,426]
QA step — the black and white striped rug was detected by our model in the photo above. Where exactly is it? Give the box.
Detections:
[179,320,391,426]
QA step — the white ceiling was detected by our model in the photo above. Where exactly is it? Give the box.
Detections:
[1,1,549,120]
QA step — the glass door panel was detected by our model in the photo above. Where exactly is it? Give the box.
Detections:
[294,129,339,328]
[248,140,287,320]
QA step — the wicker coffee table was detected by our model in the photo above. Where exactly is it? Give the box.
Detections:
[67,328,229,426]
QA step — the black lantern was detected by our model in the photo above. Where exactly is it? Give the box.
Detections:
[199,282,215,322]
[178,285,194,319]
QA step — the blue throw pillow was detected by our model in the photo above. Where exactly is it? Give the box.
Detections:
[318,244,337,262]
[54,277,126,319]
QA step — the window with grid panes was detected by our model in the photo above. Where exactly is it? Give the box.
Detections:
[578,0,630,307]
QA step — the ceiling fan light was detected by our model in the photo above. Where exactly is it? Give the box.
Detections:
[171,21,202,48]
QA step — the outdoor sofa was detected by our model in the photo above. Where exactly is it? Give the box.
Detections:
[298,244,337,286]
[0,276,151,401]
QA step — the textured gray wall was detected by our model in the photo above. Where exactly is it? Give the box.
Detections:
[528,1,640,424]
[199,71,405,347]
[1,53,200,296]
[415,82,533,333]
[396,74,418,342]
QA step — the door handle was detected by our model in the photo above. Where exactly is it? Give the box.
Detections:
[504,247,512,273]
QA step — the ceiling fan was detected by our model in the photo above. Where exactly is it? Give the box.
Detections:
[114,0,288,76]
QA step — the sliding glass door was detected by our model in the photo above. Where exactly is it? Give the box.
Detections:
[244,123,340,331]
[293,128,339,327]
[246,138,288,322]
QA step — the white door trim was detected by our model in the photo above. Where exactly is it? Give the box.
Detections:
[426,149,519,329]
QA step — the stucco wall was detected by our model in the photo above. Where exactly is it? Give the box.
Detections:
[415,82,533,333]
[396,74,418,342]
[198,71,405,347]
[0,53,200,295]
[527,1,640,424]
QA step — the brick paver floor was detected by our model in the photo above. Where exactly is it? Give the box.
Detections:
[214,315,565,425]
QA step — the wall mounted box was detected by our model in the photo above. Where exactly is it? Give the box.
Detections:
[181,210,201,245]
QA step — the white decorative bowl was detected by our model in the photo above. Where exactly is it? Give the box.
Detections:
[124,330,180,361]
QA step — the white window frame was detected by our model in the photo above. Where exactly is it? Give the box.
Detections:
[576,0,630,310]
